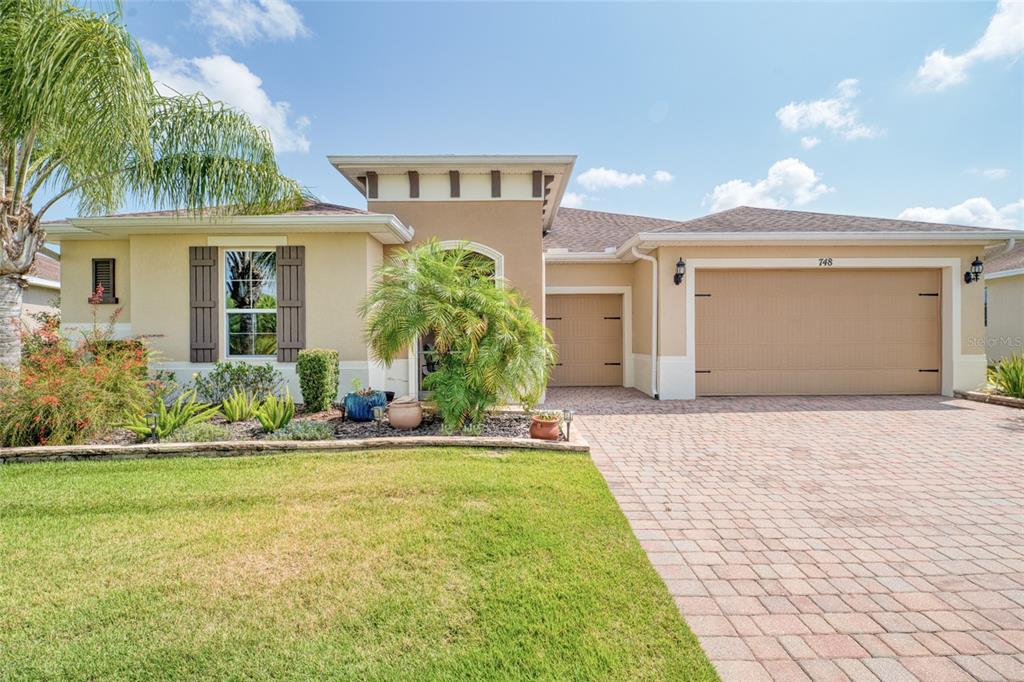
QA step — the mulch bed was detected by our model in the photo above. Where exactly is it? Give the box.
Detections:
[94,410,537,444]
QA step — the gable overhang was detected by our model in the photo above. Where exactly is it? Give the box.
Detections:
[329,154,576,233]
[985,268,1024,281]
[614,230,1024,260]
[43,213,414,245]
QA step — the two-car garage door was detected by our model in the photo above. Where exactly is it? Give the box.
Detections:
[696,269,942,396]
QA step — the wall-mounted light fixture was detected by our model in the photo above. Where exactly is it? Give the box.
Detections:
[673,258,686,286]
[964,256,983,284]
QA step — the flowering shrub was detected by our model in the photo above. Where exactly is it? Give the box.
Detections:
[0,287,156,447]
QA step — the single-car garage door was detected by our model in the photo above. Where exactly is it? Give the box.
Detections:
[547,294,622,386]
[696,269,941,396]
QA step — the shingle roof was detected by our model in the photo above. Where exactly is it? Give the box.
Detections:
[985,242,1024,274]
[650,206,1012,235]
[45,200,371,223]
[545,205,1012,252]
[30,253,60,281]
[545,208,680,252]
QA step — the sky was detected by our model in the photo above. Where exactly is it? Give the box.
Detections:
[48,0,1024,227]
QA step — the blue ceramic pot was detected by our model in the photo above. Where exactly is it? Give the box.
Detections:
[344,391,387,421]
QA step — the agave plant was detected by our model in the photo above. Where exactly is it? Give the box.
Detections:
[0,0,304,370]
[989,353,1024,398]
[360,240,556,431]
[124,389,221,441]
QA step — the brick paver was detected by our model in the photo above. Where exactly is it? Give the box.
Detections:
[549,388,1024,681]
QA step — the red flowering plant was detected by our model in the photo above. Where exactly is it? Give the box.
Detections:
[0,287,156,447]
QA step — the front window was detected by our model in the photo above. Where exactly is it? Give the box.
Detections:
[225,250,277,356]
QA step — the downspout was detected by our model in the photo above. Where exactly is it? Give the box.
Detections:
[631,247,659,399]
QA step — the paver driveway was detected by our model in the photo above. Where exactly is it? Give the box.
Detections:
[547,388,1024,682]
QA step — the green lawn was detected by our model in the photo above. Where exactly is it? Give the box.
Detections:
[0,449,716,681]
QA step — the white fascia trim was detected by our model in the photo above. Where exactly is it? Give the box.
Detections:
[544,251,625,263]
[618,230,1024,257]
[62,214,414,244]
[25,276,60,290]
[680,258,964,400]
[985,268,1024,281]
[545,285,634,390]
[328,154,578,169]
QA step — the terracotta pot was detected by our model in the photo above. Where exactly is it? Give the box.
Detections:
[529,417,560,441]
[387,396,423,430]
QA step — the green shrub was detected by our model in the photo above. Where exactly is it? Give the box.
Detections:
[989,353,1024,398]
[266,420,333,441]
[168,422,230,443]
[191,361,284,403]
[221,388,258,422]
[255,389,295,433]
[296,349,339,411]
[360,241,555,431]
[0,316,153,447]
[124,389,221,441]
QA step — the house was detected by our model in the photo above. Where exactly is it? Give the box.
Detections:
[21,253,60,328]
[983,242,1024,364]
[46,154,1021,400]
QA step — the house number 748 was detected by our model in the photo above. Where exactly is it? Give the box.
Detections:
[818,258,834,267]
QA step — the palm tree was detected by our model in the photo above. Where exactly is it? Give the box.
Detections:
[360,241,556,430]
[0,0,304,370]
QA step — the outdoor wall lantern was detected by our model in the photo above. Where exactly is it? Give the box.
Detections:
[673,258,686,285]
[964,256,983,284]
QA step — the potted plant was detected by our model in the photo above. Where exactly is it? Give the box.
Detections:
[343,378,387,422]
[529,410,562,441]
[387,395,423,430]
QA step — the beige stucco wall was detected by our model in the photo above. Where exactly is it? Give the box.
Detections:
[545,262,634,288]
[985,274,1024,363]
[653,244,987,360]
[60,233,381,364]
[371,200,546,319]
[59,240,131,323]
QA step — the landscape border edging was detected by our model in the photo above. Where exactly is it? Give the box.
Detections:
[954,389,1024,410]
[1,436,589,464]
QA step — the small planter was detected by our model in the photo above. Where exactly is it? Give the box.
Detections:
[529,416,561,441]
[344,391,387,422]
[387,396,423,430]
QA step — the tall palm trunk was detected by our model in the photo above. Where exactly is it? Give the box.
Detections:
[0,275,24,370]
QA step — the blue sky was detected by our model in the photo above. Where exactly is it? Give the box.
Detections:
[51,1,1024,227]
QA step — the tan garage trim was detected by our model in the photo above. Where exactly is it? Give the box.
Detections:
[695,269,942,396]
[546,293,624,386]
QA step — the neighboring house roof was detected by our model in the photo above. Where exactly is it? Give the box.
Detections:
[545,208,680,253]
[984,242,1024,279]
[545,205,1018,254]
[30,253,60,281]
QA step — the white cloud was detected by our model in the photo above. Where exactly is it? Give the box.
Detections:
[898,197,1024,228]
[577,167,646,191]
[191,0,308,47]
[561,192,586,208]
[776,78,881,141]
[914,0,1024,91]
[800,136,821,150]
[144,41,310,153]
[706,158,834,212]
[968,167,1011,180]
[653,170,674,183]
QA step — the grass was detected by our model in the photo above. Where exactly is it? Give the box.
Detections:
[0,448,717,681]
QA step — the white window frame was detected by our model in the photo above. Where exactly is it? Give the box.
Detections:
[223,248,278,359]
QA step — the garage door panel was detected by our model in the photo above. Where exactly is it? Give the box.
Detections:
[547,294,622,387]
[696,269,941,396]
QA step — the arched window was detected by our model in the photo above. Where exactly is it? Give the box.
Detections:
[435,240,504,285]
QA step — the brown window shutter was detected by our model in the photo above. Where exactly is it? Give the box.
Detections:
[90,258,117,303]
[276,245,305,362]
[189,247,218,363]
